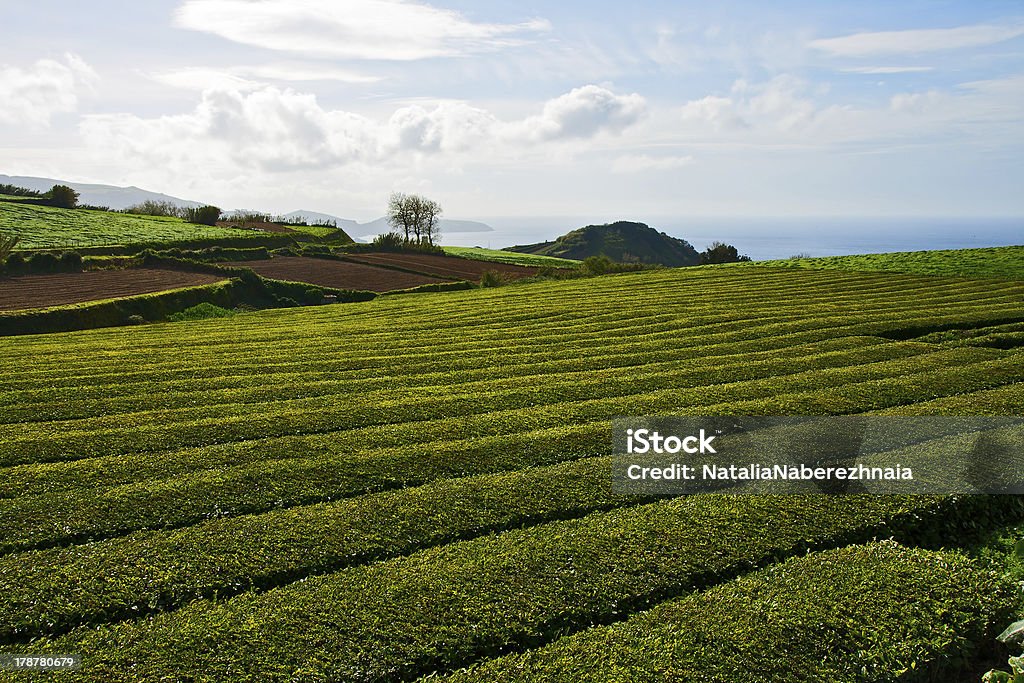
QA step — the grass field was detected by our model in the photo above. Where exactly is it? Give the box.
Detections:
[753,244,1024,280]
[0,201,264,249]
[1,263,1023,681]
[443,246,580,267]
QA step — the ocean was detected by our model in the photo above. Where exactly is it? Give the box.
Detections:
[429,216,1023,261]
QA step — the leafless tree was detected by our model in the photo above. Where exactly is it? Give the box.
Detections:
[387,193,442,245]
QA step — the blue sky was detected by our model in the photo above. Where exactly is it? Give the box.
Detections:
[1,0,1022,220]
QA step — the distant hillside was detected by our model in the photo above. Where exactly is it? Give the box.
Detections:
[506,221,700,267]
[0,175,204,210]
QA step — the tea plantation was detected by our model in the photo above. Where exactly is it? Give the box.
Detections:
[0,201,262,249]
[1,262,1022,681]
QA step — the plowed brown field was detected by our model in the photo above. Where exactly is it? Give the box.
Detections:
[227,256,448,292]
[0,269,226,311]
[348,252,541,281]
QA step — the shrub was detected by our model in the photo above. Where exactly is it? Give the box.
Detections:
[372,232,405,250]
[699,241,752,264]
[480,270,504,288]
[0,183,42,198]
[183,205,222,226]
[60,251,84,272]
[126,315,146,325]
[581,255,614,275]
[27,252,60,273]
[123,201,183,218]
[46,184,79,208]
[4,252,25,273]
[166,303,236,322]
[0,233,18,263]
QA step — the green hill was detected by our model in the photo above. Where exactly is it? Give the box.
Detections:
[0,200,262,250]
[505,221,700,266]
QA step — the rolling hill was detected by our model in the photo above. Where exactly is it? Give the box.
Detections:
[506,220,700,266]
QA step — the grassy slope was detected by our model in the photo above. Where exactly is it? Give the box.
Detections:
[0,261,1023,680]
[750,244,1024,280]
[0,201,262,249]
[444,246,580,267]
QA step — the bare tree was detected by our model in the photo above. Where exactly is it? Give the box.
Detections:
[422,198,442,245]
[386,193,442,246]
[387,192,414,242]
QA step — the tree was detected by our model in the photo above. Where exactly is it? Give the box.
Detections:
[386,193,443,246]
[698,241,751,265]
[420,197,442,245]
[387,192,414,242]
[48,184,79,209]
[0,233,19,267]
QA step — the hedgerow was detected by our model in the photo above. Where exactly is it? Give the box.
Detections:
[0,457,639,641]
[12,498,1022,681]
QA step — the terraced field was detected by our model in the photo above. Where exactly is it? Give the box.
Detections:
[754,244,1024,280]
[1,265,1023,681]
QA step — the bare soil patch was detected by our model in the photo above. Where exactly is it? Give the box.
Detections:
[348,252,541,281]
[226,256,448,293]
[0,269,226,311]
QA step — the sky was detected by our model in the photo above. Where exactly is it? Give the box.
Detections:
[1,0,1023,222]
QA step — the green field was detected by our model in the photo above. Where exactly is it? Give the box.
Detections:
[1,263,1023,681]
[752,244,1024,280]
[0,201,264,249]
[443,245,580,267]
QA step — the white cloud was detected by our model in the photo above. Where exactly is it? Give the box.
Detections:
[611,154,694,173]
[151,64,382,92]
[81,87,380,172]
[680,76,816,134]
[80,83,646,174]
[241,63,382,83]
[151,68,265,92]
[174,0,550,60]
[811,23,1024,56]
[680,95,746,131]
[512,85,646,142]
[0,53,97,126]
[889,90,943,114]
[388,102,497,152]
[840,66,934,74]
